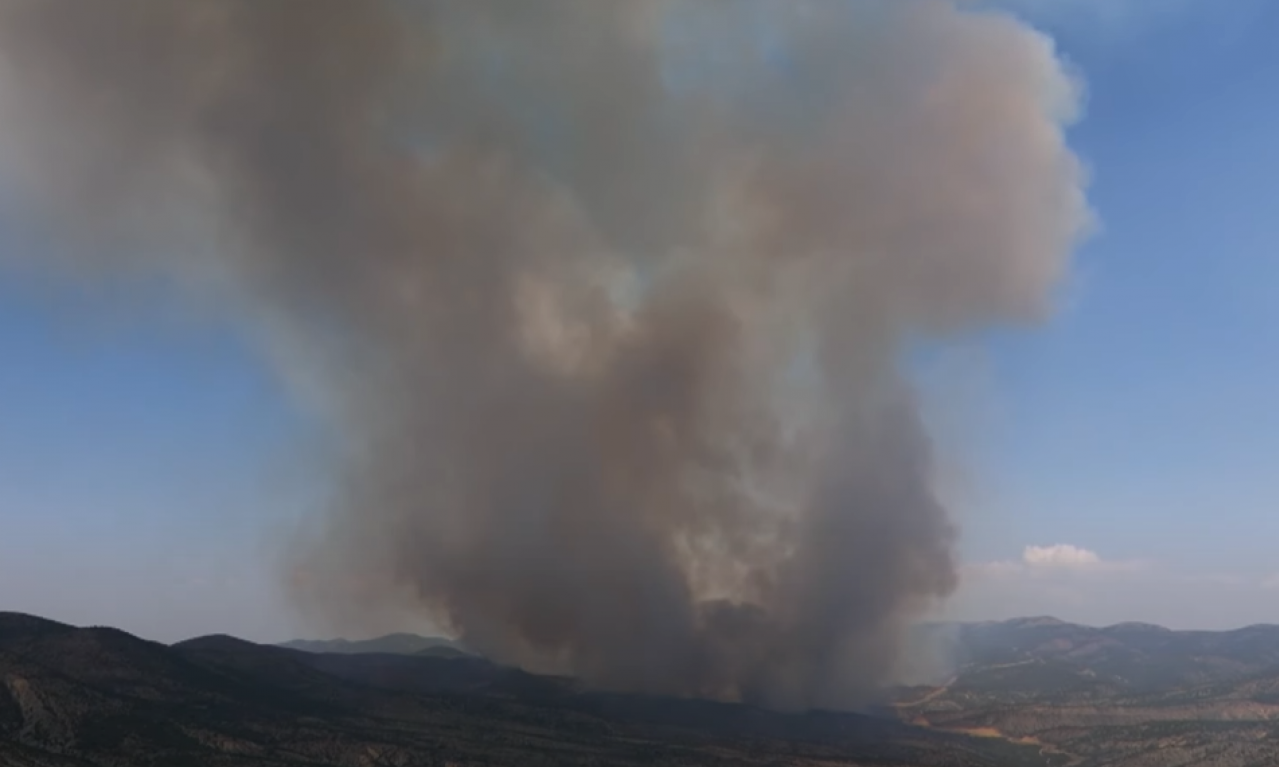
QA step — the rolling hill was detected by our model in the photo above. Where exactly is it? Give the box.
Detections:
[0,612,1051,767]
[889,617,1279,766]
[11,611,1279,766]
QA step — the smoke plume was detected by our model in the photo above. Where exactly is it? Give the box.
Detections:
[0,1,1089,709]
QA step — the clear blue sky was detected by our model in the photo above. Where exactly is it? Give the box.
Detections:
[3,1,1279,640]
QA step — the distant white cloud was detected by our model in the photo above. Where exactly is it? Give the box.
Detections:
[1022,543,1101,568]
[964,543,1141,581]
[947,549,1279,630]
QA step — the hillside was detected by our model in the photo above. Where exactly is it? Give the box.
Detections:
[12,612,1279,766]
[888,617,1279,766]
[0,612,1049,767]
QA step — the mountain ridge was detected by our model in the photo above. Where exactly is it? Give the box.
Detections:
[0,611,1050,767]
[12,611,1279,765]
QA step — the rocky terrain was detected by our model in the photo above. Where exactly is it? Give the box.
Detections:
[0,612,1048,767]
[887,617,1279,767]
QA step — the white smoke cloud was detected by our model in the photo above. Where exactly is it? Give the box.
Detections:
[0,0,1091,709]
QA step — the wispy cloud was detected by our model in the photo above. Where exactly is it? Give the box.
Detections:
[965,543,1144,581]
[1023,543,1101,568]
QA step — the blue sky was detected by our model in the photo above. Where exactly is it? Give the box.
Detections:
[4,1,1279,639]
[948,0,1279,628]
[0,272,316,640]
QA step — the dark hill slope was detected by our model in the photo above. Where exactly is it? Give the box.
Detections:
[0,613,1051,767]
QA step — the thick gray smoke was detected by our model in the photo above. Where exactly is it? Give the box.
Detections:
[0,1,1089,709]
